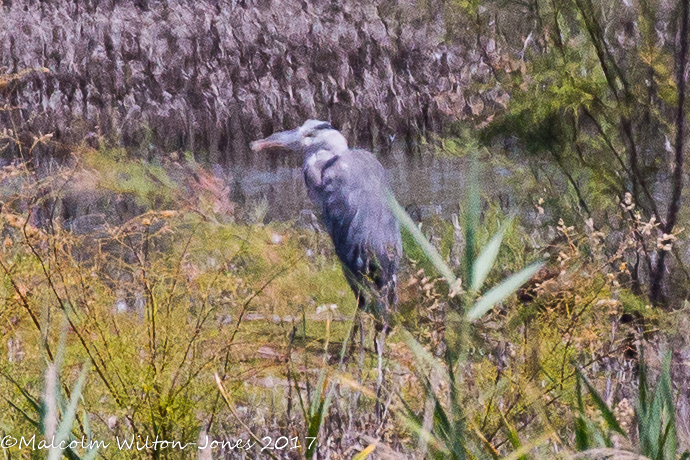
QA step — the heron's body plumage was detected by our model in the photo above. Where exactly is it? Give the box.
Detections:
[312,148,401,322]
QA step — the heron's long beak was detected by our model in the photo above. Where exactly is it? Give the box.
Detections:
[250,128,302,152]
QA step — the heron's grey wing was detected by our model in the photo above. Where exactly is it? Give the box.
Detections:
[320,150,402,286]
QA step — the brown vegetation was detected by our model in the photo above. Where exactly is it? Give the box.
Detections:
[0,0,504,165]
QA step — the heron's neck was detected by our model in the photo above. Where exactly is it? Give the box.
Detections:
[303,142,348,161]
[303,149,337,168]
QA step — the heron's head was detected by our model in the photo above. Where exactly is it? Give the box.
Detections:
[250,120,348,157]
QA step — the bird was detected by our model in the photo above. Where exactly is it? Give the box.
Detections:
[251,120,402,416]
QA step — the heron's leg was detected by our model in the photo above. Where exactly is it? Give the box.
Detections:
[374,327,387,422]
[354,290,368,378]
[346,290,367,363]
[347,310,359,357]
[348,302,367,433]
[359,311,366,364]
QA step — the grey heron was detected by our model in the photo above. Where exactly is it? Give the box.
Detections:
[251,120,402,417]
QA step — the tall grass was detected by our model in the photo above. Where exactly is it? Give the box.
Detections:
[0,156,354,459]
[381,155,690,460]
[1,311,98,460]
[387,154,543,459]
